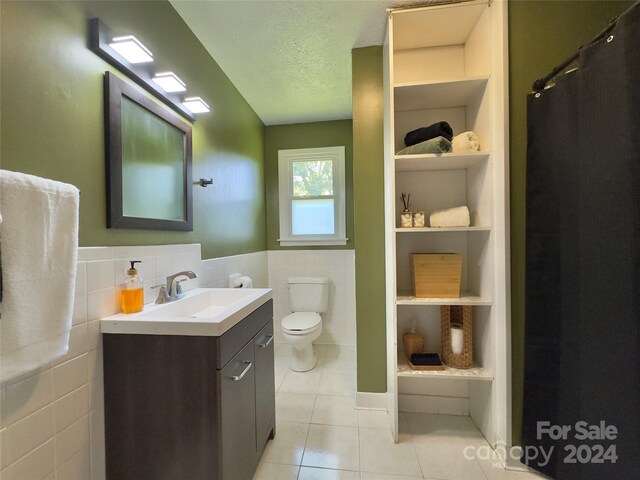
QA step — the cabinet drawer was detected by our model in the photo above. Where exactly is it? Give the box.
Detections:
[220,341,256,480]
[254,321,275,449]
[216,300,272,369]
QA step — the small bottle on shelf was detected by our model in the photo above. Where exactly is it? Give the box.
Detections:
[413,211,425,227]
[400,192,413,227]
[400,210,413,228]
[403,320,424,360]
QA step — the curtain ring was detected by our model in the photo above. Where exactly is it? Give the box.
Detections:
[535,93,541,98]
[607,35,614,42]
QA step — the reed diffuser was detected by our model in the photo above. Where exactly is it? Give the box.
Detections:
[400,193,413,227]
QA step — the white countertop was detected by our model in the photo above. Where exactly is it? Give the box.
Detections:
[101,287,272,337]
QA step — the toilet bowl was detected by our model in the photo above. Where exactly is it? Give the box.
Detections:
[280,277,329,372]
[281,313,323,371]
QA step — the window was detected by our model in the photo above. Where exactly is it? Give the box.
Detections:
[278,146,347,246]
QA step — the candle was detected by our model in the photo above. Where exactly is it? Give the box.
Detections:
[451,326,464,355]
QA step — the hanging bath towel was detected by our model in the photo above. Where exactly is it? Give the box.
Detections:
[0,170,79,385]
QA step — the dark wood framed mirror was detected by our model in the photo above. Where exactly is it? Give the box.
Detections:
[105,71,193,231]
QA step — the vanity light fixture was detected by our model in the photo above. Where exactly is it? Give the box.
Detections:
[108,35,153,64]
[152,72,187,93]
[182,97,210,114]
[89,18,196,121]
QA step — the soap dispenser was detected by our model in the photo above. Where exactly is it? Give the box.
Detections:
[403,319,424,360]
[121,260,144,314]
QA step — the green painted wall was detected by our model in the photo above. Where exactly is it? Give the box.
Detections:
[508,0,634,445]
[0,0,266,259]
[352,47,387,392]
[264,120,354,250]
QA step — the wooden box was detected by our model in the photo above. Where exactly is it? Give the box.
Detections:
[410,253,462,298]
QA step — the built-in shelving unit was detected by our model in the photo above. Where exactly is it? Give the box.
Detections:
[383,0,511,451]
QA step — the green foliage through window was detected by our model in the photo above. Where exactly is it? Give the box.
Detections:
[292,160,333,197]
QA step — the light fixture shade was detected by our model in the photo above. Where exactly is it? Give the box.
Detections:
[109,35,153,63]
[152,72,186,92]
[182,97,210,114]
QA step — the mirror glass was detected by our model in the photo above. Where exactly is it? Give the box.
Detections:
[105,72,193,231]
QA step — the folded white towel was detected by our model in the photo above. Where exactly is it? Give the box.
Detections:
[429,206,471,228]
[0,170,79,385]
[452,131,480,152]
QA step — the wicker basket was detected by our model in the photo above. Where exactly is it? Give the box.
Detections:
[440,305,473,369]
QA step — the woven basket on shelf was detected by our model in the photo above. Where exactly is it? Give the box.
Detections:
[440,305,473,369]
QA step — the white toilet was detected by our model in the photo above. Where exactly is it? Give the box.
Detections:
[281,277,330,372]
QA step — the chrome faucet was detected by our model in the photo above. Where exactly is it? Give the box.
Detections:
[154,270,198,304]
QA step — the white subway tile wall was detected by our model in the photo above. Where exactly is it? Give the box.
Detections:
[267,250,356,347]
[0,244,268,480]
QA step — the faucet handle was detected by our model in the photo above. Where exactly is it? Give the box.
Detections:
[175,279,187,296]
[152,284,168,304]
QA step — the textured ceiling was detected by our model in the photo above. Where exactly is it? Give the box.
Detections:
[170,0,431,125]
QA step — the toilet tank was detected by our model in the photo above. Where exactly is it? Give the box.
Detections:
[287,277,330,313]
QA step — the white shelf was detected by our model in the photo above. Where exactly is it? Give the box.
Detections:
[395,152,489,172]
[396,293,492,306]
[395,226,490,233]
[397,356,493,381]
[392,1,487,51]
[394,77,489,111]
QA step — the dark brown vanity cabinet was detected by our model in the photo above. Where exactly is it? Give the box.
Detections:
[103,300,275,480]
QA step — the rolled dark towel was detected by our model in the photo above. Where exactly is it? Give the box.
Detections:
[404,121,453,146]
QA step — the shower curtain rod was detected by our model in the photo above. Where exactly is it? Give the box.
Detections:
[532,0,640,92]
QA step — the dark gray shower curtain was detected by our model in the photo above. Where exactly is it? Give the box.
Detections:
[523,4,640,479]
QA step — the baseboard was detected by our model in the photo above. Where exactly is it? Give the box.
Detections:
[493,432,533,473]
[355,392,387,410]
[505,453,530,472]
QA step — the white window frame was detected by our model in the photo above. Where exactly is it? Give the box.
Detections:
[278,146,347,247]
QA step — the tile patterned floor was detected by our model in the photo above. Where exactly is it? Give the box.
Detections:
[254,343,546,480]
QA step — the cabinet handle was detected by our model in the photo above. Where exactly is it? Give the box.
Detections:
[258,334,274,348]
[230,361,253,381]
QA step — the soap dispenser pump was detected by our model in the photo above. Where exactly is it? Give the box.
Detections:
[121,260,144,314]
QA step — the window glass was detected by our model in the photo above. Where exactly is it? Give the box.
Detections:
[292,160,334,197]
[292,199,335,235]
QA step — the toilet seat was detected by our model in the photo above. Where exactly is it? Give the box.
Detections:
[281,312,321,334]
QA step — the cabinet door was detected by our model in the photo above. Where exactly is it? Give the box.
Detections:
[220,341,256,480]
[254,321,275,449]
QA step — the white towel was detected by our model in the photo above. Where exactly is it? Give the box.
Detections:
[0,170,79,385]
[429,206,471,228]
[452,131,480,152]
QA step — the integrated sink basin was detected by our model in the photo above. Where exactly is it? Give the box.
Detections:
[101,287,272,336]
